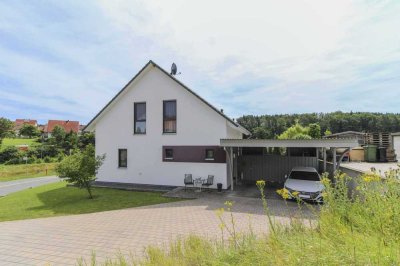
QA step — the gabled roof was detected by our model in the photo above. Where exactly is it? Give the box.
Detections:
[84,60,250,135]
[324,131,365,137]
[14,119,37,130]
[46,120,79,133]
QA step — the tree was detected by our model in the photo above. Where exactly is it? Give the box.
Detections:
[278,122,309,140]
[19,124,40,138]
[324,129,332,136]
[308,123,321,139]
[253,127,270,139]
[50,125,66,144]
[62,131,78,153]
[56,144,105,199]
[78,132,95,149]
[236,112,400,138]
[0,118,13,145]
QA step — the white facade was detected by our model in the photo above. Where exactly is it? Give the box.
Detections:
[86,62,248,189]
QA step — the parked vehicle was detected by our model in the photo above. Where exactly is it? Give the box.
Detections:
[284,167,324,203]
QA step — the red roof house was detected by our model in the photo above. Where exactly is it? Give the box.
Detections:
[14,119,38,131]
[45,120,80,134]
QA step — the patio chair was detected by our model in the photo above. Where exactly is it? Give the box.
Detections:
[184,174,194,191]
[202,175,214,191]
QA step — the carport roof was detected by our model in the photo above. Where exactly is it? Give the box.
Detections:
[220,138,359,148]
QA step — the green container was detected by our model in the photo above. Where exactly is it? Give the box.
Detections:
[364,145,377,162]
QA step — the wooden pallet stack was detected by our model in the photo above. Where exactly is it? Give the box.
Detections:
[365,132,396,162]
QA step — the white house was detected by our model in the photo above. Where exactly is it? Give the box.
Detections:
[85,60,250,189]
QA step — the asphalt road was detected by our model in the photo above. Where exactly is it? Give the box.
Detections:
[0,176,60,196]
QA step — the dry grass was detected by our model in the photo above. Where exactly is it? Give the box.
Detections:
[0,163,58,181]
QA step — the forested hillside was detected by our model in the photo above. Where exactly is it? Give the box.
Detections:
[237,112,400,139]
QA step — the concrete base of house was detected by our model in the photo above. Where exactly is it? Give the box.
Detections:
[91,181,178,193]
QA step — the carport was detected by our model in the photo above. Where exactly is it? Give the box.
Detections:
[221,138,359,191]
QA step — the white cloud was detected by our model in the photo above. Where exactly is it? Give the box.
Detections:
[1,0,399,123]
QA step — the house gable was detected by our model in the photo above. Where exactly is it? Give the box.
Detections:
[84,60,249,135]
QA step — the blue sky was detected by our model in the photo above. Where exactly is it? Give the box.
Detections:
[0,0,399,124]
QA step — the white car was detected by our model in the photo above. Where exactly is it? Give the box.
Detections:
[284,167,324,203]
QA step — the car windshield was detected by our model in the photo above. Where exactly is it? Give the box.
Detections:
[289,171,320,181]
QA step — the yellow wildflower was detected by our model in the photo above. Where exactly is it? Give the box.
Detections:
[321,177,331,186]
[215,208,224,217]
[292,191,300,197]
[276,188,290,199]
[224,201,233,207]
[362,173,381,183]
[256,180,266,189]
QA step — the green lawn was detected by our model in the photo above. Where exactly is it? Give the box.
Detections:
[1,138,40,151]
[0,163,58,182]
[0,181,181,222]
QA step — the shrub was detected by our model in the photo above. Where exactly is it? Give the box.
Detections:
[43,156,51,163]
[0,146,21,163]
[57,145,105,199]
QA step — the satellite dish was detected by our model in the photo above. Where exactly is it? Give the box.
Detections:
[171,63,177,75]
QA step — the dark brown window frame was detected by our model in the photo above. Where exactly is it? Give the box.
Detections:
[134,102,146,134]
[205,149,215,160]
[118,149,128,168]
[164,148,174,160]
[163,100,177,134]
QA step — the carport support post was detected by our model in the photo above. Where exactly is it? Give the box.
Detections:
[323,147,327,172]
[332,148,337,174]
[225,147,234,191]
[230,147,234,191]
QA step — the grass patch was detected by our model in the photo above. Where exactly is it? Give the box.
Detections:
[0,138,40,150]
[0,163,58,182]
[0,181,180,221]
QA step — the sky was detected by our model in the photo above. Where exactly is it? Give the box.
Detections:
[0,0,399,125]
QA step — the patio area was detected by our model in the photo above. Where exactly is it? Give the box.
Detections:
[164,183,283,200]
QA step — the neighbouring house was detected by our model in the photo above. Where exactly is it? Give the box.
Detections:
[84,60,250,189]
[14,119,38,135]
[43,120,80,138]
[325,131,397,162]
[324,131,366,145]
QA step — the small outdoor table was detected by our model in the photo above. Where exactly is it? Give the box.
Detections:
[193,178,203,192]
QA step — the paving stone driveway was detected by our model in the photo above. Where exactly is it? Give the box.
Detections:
[0,195,312,265]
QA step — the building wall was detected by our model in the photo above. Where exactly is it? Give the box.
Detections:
[94,66,241,189]
[393,136,400,161]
